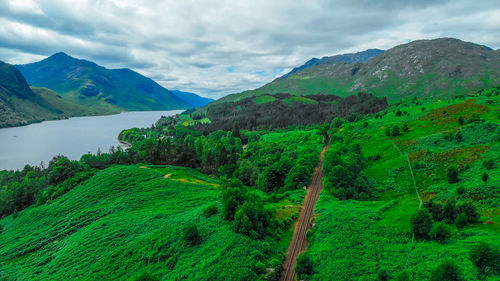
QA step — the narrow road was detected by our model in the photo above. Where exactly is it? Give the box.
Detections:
[280,143,329,281]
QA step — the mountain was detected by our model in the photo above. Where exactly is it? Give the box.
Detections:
[0,60,85,127]
[16,52,191,112]
[170,90,213,107]
[216,38,500,103]
[282,49,384,78]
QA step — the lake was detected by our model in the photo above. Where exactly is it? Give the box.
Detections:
[0,110,183,171]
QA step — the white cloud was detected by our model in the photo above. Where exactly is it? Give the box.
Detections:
[0,0,499,98]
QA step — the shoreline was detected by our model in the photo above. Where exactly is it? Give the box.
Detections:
[0,109,187,130]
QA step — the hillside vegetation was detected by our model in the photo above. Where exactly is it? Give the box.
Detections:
[0,165,287,280]
[191,92,387,132]
[1,83,498,280]
[301,91,500,280]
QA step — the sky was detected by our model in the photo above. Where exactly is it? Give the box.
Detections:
[1,0,500,99]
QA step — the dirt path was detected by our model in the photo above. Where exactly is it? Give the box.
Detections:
[280,142,329,281]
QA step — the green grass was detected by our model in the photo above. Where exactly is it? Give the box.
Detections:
[0,165,284,280]
[282,96,318,105]
[305,93,500,280]
[254,95,277,104]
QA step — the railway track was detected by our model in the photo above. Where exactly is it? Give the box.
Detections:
[280,143,329,281]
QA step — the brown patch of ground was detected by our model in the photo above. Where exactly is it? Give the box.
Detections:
[419,99,490,127]
[410,146,490,169]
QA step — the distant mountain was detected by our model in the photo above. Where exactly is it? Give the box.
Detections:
[282,49,384,78]
[16,52,191,112]
[0,60,84,127]
[216,38,500,103]
[170,90,213,107]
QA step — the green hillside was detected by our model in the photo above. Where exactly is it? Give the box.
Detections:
[215,38,500,105]
[300,92,500,280]
[0,165,284,280]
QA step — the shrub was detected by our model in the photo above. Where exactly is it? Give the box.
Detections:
[385,127,391,136]
[429,260,464,281]
[295,252,314,279]
[396,271,410,281]
[132,272,159,281]
[443,199,457,222]
[402,122,409,132]
[430,222,451,244]
[469,242,500,276]
[456,186,465,195]
[424,200,444,221]
[447,166,459,184]
[410,209,432,239]
[457,201,479,224]
[483,159,495,170]
[183,224,201,246]
[392,126,401,136]
[377,268,391,281]
[455,213,468,229]
[203,203,218,217]
[482,173,488,182]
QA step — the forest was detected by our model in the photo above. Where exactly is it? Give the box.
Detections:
[191,92,388,133]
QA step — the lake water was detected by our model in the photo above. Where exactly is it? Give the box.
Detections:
[0,110,183,171]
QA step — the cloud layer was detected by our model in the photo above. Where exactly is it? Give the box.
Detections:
[1,0,499,98]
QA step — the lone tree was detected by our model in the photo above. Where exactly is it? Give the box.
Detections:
[469,242,500,276]
[183,224,201,246]
[429,260,464,281]
[447,166,459,184]
[410,209,432,239]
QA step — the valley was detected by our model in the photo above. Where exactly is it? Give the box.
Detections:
[1,36,499,281]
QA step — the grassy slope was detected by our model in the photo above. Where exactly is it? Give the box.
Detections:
[306,94,499,280]
[0,165,280,281]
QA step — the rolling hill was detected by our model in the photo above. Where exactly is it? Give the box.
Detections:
[216,38,500,104]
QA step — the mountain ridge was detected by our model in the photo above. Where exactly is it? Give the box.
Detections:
[16,52,191,111]
[212,38,500,105]
[282,48,384,78]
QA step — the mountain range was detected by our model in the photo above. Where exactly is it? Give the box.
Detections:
[215,38,500,104]
[0,53,212,127]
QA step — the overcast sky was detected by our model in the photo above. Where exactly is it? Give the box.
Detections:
[1,0,499,98]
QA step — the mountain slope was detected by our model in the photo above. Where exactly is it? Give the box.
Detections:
[0,165,281,280]
[218,38,500,103]
[282,48,383,78]
[0,60,86,127]
[16,52,191,111]
[170,90,213,107]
